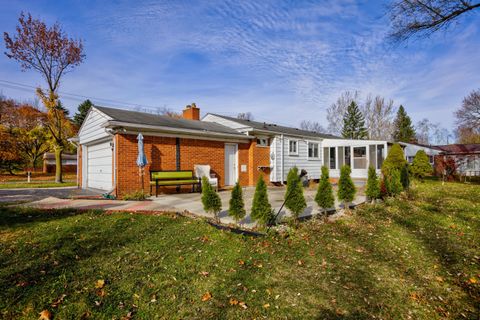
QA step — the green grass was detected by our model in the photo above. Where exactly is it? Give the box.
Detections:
[0,181,76,189]
[0,180,479,319]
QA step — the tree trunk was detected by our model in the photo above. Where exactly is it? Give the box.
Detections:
[54,146,63,183]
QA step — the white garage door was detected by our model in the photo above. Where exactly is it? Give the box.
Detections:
[87,141,113,191]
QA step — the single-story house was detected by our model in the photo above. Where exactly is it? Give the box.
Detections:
[43,152,77,173]
[434,144,480,177]
[398,142,441,165]
[76,104,395,196]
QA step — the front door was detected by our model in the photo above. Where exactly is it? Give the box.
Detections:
[224,144,238,186]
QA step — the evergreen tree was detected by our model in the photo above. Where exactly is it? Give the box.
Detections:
[315,166,335,215]
[381,143,407,177]
[341,101,368,139]
[365,166,380,203]
[337,165,356,211]
[393,105,416,142]
[228,182,246,224]
[251,175,273,227]
[384,169,403,196]
[285,167,307,222]
[201,176,222,222]
[410,150,432,180]
[73,99,93,127]
[400,164,410,190]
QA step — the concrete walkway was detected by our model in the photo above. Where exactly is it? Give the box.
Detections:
[21,185,365,229]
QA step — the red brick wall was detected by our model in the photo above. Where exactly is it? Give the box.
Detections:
[248,140,271,185]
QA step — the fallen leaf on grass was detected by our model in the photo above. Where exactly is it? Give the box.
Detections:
[263,303,270,309]
[39,310,51,320]
[199,271,209,277]
[95,279,105,289]
[297,260,304,266]
[51,294,67,308]
[201,292,212,301]
[435,276,444,282]
[238,301,248,309]
[469,277,477,284]
[238,259,245,265]
[96,289,106,297]
[229,298,239,305]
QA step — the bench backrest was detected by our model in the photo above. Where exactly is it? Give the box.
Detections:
[150,170,195,180]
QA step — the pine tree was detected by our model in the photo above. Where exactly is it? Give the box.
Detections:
[337,165,356,211]
[365,166,380,203]
[384,169,403,196]
[393,105,416,142]
[400,164,410,190]
[410,150,432,180]
[73,99,93,127]
[251,175,273,227]
[201,176,222,222]
[285,167,307,222]
[315,166,335,215]
[381,143,407,177]
[341,101,368,139]
[228,182,246,224]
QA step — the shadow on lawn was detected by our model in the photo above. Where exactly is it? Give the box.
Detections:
[0,206,89,228]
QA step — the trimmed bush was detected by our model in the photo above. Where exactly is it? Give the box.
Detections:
[365,166,380,202]
[400,164,410,190]
[285,167,306,221]
[122,190,147,201]
[201,176,222,222]
[251,175,273,227]
[315,166,335,214]
[384,169,403,196]
[411,150,432,180]
[337,165,356,211]
[228,182,246,224]
[381,143,407,177]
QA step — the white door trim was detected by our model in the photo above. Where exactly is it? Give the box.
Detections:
[224,143,238,186]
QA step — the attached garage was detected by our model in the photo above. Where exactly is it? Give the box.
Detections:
[86,141,113,191]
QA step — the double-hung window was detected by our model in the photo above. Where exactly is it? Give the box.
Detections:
[289,140,298,155]
[308,142,319,159]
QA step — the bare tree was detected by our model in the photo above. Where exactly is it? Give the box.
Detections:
[326,91,360,135]
[388,0,480,42]
[155,106,182,118]
[300,120,326,133]
[4,13,84,183]
[237,112,254,121]
[415,118,432,144]
[363,95,396,140]
[456,88,480,130]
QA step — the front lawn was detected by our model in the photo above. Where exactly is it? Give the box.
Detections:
[0,172,77,189]
[1,181,479,319]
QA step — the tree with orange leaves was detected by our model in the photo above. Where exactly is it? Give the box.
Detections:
[4,12,85,182]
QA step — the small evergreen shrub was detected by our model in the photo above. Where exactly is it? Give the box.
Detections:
[381,143,407,177]
[365,166,380,202]
[400,164,410,190]
[337,165,356,211]
[285,167,307,221]
[410,150,432,180]
[385,169,403,196]
[201,176,222,222]
[122,190,147,201]
[228,182,246,224]
[251,175,273,227]
[315,166,335,214]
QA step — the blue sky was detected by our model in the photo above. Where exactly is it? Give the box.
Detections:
[1,0,479,130]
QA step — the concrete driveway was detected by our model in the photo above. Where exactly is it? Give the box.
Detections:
[0,187,100,203]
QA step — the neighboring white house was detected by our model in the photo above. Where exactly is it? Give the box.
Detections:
[399,142,441,164]
[203,114,391,181]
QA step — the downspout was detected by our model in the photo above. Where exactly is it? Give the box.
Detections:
[280,134,284,185]
[106,129,118,198]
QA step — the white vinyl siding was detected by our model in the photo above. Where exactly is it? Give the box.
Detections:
[78,108,112,145]
[86,141,113,191]
[202,114,252,131]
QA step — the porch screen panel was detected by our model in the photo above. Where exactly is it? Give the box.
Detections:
[376,144,385,169]
[344,146,351,167]
[369,145,376,169]
[329,147,336,169]
[338,147,344,168]
[353,147,367,169]
[323,147,329,167]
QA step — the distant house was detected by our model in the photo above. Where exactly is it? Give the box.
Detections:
[434,144,480,177]
[398,142,441,165]
[43,152,77,173]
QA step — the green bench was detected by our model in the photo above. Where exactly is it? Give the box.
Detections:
[150,170,201,197]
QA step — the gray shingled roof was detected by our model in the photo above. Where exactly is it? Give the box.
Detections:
[95,106,248,137]
[208,113,340,139]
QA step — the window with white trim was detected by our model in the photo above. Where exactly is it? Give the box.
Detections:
[308,142,319,159]
[353,146,367,169]
[289,140,298,155]
[256,138,269,147]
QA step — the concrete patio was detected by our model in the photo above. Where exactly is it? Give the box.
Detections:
[20,183,366,229]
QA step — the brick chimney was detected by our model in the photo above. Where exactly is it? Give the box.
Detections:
[182,103,200,120]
